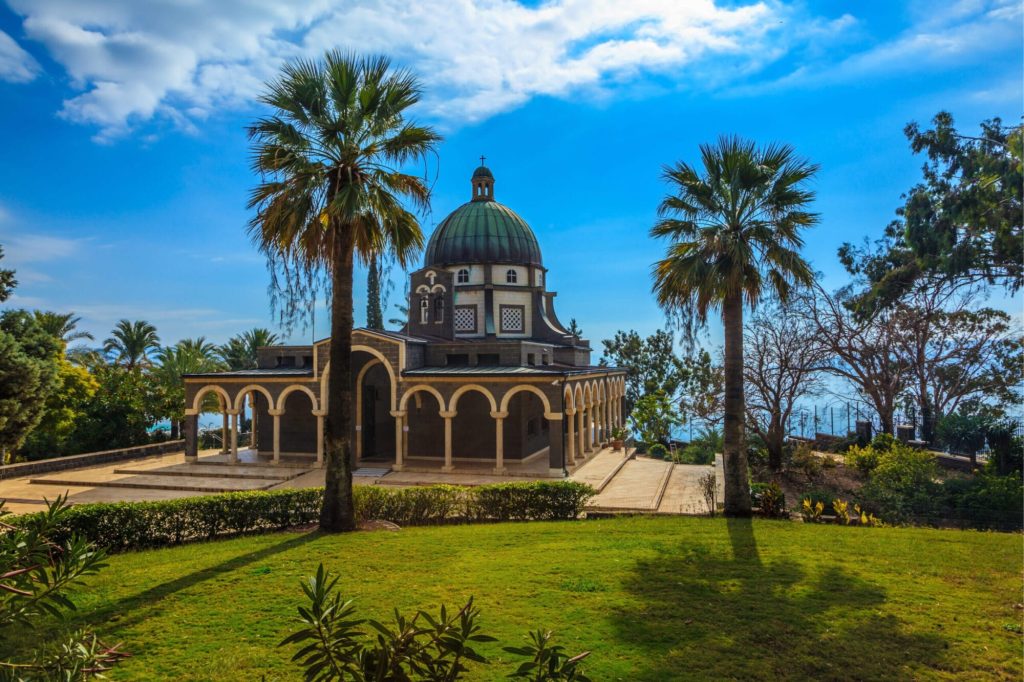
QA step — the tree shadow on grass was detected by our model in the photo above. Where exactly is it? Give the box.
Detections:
[610,519,948,681]
[84,530,322,632]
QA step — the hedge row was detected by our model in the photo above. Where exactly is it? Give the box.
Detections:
[11,481,595,553]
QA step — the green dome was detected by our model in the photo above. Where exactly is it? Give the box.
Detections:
[472,165,493,178]
[424,200,542,267]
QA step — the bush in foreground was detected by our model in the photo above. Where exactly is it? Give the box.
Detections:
[13,481,596,553]
[285,564,591,681]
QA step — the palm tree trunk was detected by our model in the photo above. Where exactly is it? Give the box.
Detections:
[722,292,752,517]
[320,226,357,532]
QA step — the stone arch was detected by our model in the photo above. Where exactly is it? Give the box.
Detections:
[399,384,446,411]
[582,382,593,408]
[190,384,232,414]
[232,384,274,413]
[321,344,397,411]
[276,384,319,412]
[449,384,498,413]
[499,384,552,415]
[563,384,575,412]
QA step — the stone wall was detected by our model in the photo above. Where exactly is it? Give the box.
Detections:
[0,440,185,480]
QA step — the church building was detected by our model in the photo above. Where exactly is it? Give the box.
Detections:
[182,164,626,476]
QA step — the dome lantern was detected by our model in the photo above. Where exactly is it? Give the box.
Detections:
[471,155,494,202]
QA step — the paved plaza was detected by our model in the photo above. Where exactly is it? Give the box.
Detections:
[0,446,715,516]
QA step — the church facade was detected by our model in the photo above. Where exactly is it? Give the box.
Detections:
[182,165,626,476]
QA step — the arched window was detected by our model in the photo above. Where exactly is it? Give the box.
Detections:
[420,296,429,324]
[506,269,518,284]
[457,268,470,284]
[434,296,444,323]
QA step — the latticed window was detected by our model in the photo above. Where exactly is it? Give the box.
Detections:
[457,268,470,284]
[500,305,524,333]
[506,269,517,284]
[454,305,476,332]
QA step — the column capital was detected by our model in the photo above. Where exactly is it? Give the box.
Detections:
[490,411,509,419]
[312,410,326,418]
[564,407,576,416]
[543,412,563,421]
[226,409,240,417]
[268,409,285,417]
[390,410,407,418]
[439,410,457,419]
[184,408,199,416]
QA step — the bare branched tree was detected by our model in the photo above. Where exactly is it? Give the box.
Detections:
[744,299,826,471]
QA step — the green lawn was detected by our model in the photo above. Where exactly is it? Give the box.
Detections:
[23,517,1024,680]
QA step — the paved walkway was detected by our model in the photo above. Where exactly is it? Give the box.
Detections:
[1,446,719,517]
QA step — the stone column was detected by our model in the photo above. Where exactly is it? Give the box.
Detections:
[251,395,259,450]
[221,409,230,454]
[269,409,283,463]
[184,413,199,461]
[577,405,585,454]
[390,410,405,471]
[315,411,325,467]
[440,410,456,472]
[546,413,564,476]
[491,410,508,474]
[565,408,576,465]
[229,410,239,463]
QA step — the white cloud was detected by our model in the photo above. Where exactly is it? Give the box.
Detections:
[5,0,805,138]
[4,0,1020,140]
[736,0,1022,95]
[0,232,85,263]
[0,29,38,82]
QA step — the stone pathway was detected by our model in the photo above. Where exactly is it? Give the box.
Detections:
[656,464,715,515]
[587,457,672,511]
[569,446,632,492]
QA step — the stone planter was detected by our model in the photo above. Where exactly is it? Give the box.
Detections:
[610,438,625,452]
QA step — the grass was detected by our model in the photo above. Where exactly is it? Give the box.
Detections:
[12,516,1023,680]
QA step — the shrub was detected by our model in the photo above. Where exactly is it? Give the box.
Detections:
[2,496,127,678]
[647,443,669,460]
[751,482,787,519]
[939,474,1023,531]
[845,444,881,474]
[284,564,592,681]
[13,481,597,553]
[800,488,835,510]
[859,442,940,523]
[790,442,822,479]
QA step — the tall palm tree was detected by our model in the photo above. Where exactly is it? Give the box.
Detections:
[103,319,160,371]
[33,311,94,346]
[218,327,280,371]
[651,136,819,516]
[155,339,224,439]
[248,51,439,532]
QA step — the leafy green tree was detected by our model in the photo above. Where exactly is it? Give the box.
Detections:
[248,51,440,531]
[600,329,686,414]
[32,311,94,346]
[68,365,161,453]
[155,339,225,439]
[0,245,15,303]
[18,357,98,460]
[651,136,819,516]
[102,319,160,370]
[0,311,61,458]
[840,112,1023,312]
[566,318,583,339]
[629,390,682,449]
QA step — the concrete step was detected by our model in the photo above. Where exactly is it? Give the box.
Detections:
[29,474,274,493]
[112,465,305,481]
[656,464,716,515]
[586,457,673,512]
[570,447,633,492]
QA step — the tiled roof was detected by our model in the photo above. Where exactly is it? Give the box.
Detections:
[403,365,623,377]
[424,199,542,267]
[183,368,314,378]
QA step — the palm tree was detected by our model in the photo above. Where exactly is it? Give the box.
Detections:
[33,311,94,346]
[248,51,439,532]
[155,339,224,439]
[103,319,160,371]
[218,327,280,371]
[651,136,819,516]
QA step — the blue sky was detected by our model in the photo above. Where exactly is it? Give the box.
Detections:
[0,0,1020,355]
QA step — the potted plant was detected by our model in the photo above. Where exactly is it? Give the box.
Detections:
[610,426,627,452]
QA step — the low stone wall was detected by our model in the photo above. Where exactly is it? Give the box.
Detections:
[0,440,185,480]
